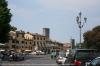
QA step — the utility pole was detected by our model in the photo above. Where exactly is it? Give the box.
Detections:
[76,12,87,48]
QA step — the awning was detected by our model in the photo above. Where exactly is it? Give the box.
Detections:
[25,50,32,51]
[0,43,5,45]
[0,49,5,51]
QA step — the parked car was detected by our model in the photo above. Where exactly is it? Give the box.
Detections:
[29,51,36,55]
[85,57,100,66]
[66,49,99,66]
[0,50,5,59]
[56,51,67,65]
[0,53,3,66]
[36,50,45,55]
[1,50,10,61]
[16,53,25,61]
[10,52,25,61]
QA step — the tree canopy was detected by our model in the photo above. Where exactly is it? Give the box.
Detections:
[11,26,17,31]
[83,25,100,50]
[0,0,12,43]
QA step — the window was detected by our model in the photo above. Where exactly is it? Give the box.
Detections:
[16,41,19,44]
[17,34,18,37]
[37,37,39,40]
[34,36,36,40]
[22,41,24,43]
[40,38,42,40]
[16,46,18,49]
[34,42,35,44]
[22,34,24,38]
[33,44,35,46]
[44,37,45,40]
[12,40,15,43]
[12,45,16,48]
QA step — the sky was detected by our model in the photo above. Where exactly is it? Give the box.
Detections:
[7,0,100,43]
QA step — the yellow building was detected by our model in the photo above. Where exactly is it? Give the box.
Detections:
[6,28,64,53]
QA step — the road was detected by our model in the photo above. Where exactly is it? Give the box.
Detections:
[1,54,58,66]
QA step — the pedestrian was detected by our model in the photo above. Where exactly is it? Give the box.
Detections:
[9,54,13,61]
[56,50,59,58]
[51,52,53,59]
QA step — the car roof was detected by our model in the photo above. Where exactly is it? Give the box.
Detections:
[75,49,97,50]
[96,57,100,59]
[70,49,97,51]
[71,49,97,52]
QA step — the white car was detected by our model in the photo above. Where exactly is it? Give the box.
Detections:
[36,50,45,55]
[29,51,37,55]
[56,55,67,65]
[56,51,67,65]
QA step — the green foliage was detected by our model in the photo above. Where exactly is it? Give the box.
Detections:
[11,26,17,31]
[75,43,86,49]
[0,0,12,43]
[83,25,100,50]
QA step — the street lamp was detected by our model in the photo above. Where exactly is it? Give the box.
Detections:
[76,12,87,47]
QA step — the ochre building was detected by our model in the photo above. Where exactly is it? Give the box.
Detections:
[5,28,64,53]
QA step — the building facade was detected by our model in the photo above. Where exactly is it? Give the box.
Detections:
[5,28,64,53]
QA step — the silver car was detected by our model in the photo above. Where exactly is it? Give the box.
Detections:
[85,57,100,66]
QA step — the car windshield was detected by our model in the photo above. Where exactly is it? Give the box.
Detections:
[75,50,98,60]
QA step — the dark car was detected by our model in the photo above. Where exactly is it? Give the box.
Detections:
[14,53,25,61]
[66,49,99,66]
[9,52,25,61]
[85,57,100,66]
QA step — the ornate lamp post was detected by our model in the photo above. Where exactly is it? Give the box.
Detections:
[76,12,87,47]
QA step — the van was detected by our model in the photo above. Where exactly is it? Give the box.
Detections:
[66,49,99,66]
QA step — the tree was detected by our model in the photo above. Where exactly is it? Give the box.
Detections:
[11,26,17,31]
[0,0,12,43]
[83,25,100,50]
